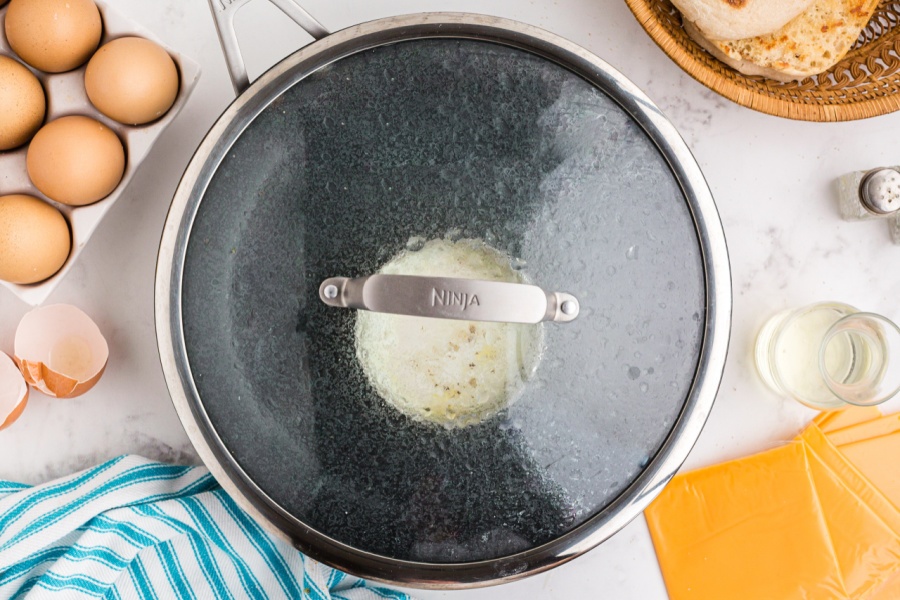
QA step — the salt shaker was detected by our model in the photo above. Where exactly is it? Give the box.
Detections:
[837,167,900,243]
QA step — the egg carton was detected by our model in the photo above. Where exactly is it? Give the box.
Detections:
[0,1,200,306]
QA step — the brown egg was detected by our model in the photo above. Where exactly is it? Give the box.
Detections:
[0,194,71,284]
[27,116,126,206]
[85,37,180,125]
[5,0,102,73]
[0,55,45,150]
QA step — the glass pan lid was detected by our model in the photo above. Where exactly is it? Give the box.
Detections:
[157,13,730,588]
[183,36,703,561]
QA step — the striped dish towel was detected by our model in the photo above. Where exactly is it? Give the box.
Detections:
[0,455,414,600]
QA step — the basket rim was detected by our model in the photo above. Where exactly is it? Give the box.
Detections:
[623,0,900,122]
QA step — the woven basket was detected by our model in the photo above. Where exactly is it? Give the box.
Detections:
[624,0,900,121]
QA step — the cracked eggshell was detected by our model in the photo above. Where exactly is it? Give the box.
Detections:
[14,304,109,399]
[0,351,28,430]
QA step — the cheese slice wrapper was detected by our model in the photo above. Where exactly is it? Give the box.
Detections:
[801,425,900,597]
[870,570,900,599]
[646,420,900,600]
[823,416,900,515]
[825,412,900,448]
[815,406,883,434]
[815,410,900,513]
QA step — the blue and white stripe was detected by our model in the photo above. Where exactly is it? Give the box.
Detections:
[0,456,414,600]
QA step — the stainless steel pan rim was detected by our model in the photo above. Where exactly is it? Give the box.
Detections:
[155,12,732,589]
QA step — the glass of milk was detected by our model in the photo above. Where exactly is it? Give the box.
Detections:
[755,302,900,409]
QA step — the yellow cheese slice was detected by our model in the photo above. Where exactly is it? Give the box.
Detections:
[646,421,900,599]
[647,441,844,599]
[825,413,900,448]
[815,407,882,434]
[870,569,900,599]
[801,424,900,597]
[830,432,900,513]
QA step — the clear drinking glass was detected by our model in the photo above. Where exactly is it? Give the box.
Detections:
[755,302,900,409]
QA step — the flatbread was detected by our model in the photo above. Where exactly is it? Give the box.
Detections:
[671,0,815,40]
[685,0,880,82]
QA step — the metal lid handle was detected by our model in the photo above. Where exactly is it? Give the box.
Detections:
[208,0,329,95]
[319,275,579,324]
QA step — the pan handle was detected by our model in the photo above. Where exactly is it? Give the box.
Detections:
[207,0,330,95]
[319,275,580,324]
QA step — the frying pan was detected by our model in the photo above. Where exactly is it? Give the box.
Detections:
[155,0,731,588]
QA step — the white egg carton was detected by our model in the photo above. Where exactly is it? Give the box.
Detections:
[0,1,200,306]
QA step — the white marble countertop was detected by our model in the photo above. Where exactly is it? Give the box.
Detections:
[2,0,899,597]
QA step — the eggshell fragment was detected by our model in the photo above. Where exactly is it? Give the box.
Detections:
[14,304,108,399]
[0,352,28,430]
